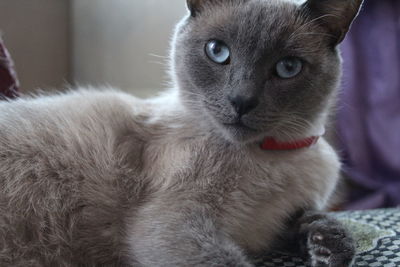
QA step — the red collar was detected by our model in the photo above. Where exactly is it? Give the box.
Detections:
[261,136,320,151]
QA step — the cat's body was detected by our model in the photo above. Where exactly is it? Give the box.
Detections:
[0,0,363,266]
[0,89,339,266]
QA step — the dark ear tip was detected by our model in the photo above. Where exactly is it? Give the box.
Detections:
[186,0,199,17]
[302,0,364,46]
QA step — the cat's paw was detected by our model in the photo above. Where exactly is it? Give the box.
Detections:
[299,213,356,267]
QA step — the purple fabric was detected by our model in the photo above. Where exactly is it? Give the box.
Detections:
[339,0,400,209]
[0,38,19,99]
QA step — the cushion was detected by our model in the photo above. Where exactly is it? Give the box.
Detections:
[254,209,400,266]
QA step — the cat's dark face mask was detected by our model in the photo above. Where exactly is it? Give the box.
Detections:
[173,0,363,144]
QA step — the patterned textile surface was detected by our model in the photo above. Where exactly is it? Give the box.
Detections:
[0,38,19,99]
[254,209,400,267]
[255,209,400,267]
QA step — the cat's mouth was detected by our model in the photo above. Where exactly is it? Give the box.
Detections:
[219,119,266,144]
[203,104,261,141]
[222,121,257,131]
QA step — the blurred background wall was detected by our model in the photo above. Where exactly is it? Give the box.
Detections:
[0,0,70,94]
[0,0,186,97]
[71,0,186,97]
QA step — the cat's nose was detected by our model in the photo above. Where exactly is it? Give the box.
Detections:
[228,95,259,116]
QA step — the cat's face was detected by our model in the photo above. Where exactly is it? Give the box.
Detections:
[173,0,363,143]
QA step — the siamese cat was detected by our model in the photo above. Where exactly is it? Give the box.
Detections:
[0,0,363,266]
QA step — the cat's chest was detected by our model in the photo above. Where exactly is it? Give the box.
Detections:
[216,141,340,252]
[146,138,340,252]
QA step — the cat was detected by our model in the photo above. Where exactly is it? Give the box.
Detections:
[0,0,363,266]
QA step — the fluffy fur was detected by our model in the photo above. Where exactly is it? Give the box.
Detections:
[0,0,362,266]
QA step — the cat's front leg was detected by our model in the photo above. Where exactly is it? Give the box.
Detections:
[297,211,356,267]
[128,197,253,267]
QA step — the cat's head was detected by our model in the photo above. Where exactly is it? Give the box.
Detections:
[172,0,363,144]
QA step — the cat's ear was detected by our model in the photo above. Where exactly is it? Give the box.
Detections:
[302,0,364,46]
[186,0,223,17]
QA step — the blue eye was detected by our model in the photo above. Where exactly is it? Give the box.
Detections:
[276,57,303,79]
[205,40,230,65]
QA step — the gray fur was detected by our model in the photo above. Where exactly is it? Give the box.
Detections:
[0,0,362,266]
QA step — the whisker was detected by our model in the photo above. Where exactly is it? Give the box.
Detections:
[148,53,169,59]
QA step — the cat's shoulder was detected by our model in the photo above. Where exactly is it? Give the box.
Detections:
[0,88,155,150]
[0,87,150,126]
[0,87,142,113]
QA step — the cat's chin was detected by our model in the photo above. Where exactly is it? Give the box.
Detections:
[215,122,265,145]
[201,110,265,145]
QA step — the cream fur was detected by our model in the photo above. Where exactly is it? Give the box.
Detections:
[0,88,340,266]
